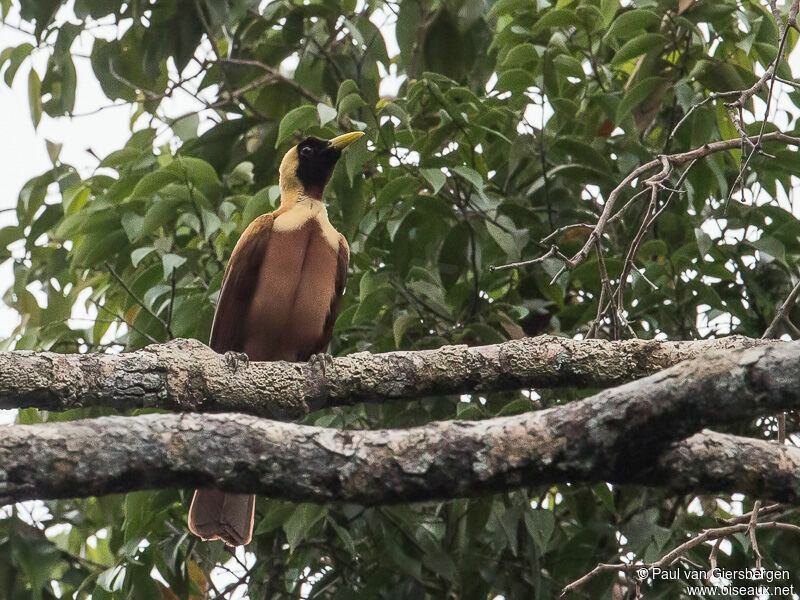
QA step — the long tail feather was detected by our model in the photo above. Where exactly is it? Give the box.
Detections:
[188,489,255,546]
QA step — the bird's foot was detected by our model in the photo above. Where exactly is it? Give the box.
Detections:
[308,352,334,378]
[224,351,249,372]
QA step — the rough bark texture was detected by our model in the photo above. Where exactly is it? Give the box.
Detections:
[657,430,800,501]
[1,341,797,505]
[0,335,777,419]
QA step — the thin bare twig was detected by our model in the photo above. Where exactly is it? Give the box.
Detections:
[779,413,787,444]
[492,131,800,281]
[562,520,800,596]
[192,0,269,121]
[747,500,763,571]
[489,244,571,272]
[762,278,800,339]
[89,299,160,345]
[217,57,321,105]
[667,90,740,146]
[540,223,595,245]
[167,267,177,337]
[720,503,785,526]
[707,537,723,580]
[104,261,173,339]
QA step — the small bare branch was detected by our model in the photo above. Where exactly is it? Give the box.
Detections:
[104,261,173,340]
[747,500,763,570]
[489,245,572,272]
[563,520,800,596]
[762,278,800,339]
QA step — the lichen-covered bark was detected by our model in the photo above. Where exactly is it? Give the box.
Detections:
[657,431,800,501]
[0,335,778,418]
[1,341,798,505]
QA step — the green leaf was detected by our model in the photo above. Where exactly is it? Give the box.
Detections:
[611,33,666,67]
[283,504,328,553]
[532,9,577,34]
[344,134,369,184]
[694,227,713,257]
[228,161,255,187]
[487,221,522,261]
[172,112,200,141]
[120,211,144,241]
[167,156,221,187]
[72,230,128,267]
[339,92,367,115]
[600,0,619,24]
[131,170,182,198]
[97,567,125,593]
[162,253,186,278]
[424,552,457,581]
[456,402,484,419]
[276,104,318,147]
[502,43,537,68]
[131,247,154,267]
[591,483,617,515]
[243,185,280,226]
[616,76,664,123]
[524,509,555,556]
[604,9,660,40]
[553,54,584,79]
[749,236,786,265]
[45,139,61,164]
[383,526,423,580]
[201,208,221,238]
[336,79,359,106]
[28,68,42,128]
[715,101,741,163]
[329,518,357,556]
[3,43,33,86]
[420,168,446,194]
[380,100,412,127]
[495,398,532,416]
[495,68,534,94]
[254,501,295,535]
[393,312,412,347]
[140,196,185,238]
[452,166,484,190]
[377,175,420,206]
[0,225,22,251]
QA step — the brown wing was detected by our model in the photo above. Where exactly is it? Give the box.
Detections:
[209,214,274,353]
[310,233,350,355]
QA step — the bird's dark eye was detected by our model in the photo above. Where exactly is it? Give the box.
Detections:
[300,146,313,158]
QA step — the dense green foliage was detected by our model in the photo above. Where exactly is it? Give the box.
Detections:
[2,0,800,597]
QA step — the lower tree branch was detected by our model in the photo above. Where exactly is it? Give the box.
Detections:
[657,430,800,501]
[1,341,798,505]
[0,335,777,418]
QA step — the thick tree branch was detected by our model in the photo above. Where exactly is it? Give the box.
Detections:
[1,341,799,505]
[657,430,800,500]
[0,336,778,418]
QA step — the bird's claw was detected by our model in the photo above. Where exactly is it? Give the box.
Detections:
[308,352,334,377]
[224,351,249,372]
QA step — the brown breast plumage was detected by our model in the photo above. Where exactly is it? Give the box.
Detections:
[241,219,339,361]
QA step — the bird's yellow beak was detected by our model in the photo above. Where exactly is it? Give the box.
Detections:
[328,131,365,149]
